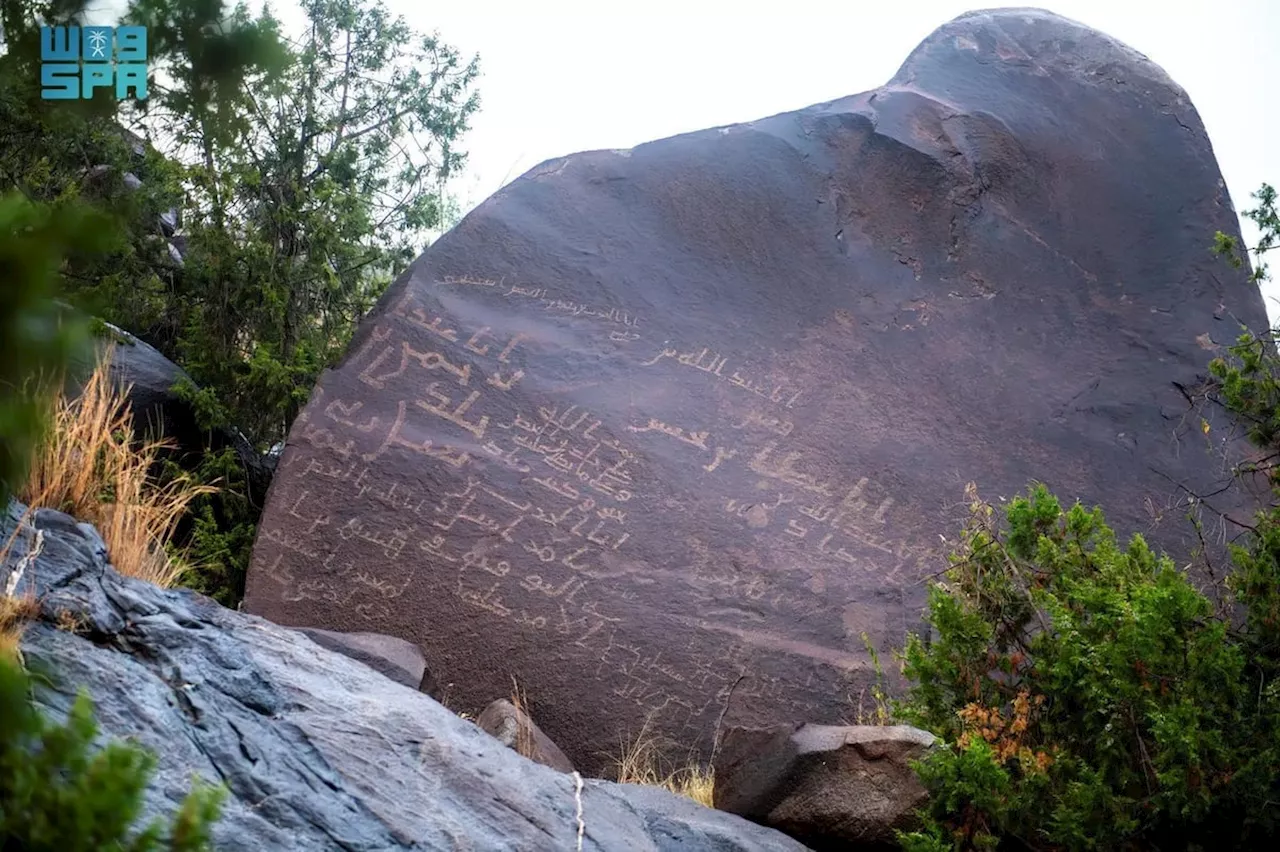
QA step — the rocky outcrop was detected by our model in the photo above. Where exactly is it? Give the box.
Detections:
[245,8,1267,775]
[1,502,807,852]
[69,326,275,512]
[295,626,437,695]
[477,697,576,773]
[713,724,935,850]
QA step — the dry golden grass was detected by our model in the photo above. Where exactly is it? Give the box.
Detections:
[613,716,715,808]
[0,592,37,663]
[509,676,538,761]
[0,506,42,663]
[19,353,214,588]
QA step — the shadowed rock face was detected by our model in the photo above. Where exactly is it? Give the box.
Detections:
[245,8,1267,775]
[713,724,936,850]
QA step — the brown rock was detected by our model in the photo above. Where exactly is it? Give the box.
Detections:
[297,626,437,695]
[713,724,935,850]
[476,698,576,773]
[244,8,1266,775]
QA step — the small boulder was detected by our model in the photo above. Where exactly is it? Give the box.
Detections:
[476,698,575,773]
[713,723,935,850]
[296,627,436,695]
[68,326,276,512]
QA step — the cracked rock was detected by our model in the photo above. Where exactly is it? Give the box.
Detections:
[244,7,1265,778]
[2,502,807,852]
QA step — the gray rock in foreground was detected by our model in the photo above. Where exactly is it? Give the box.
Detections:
[2,503,808,852]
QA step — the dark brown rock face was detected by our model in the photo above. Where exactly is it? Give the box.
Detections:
[713,724,935,850]
[245,9,1267,774]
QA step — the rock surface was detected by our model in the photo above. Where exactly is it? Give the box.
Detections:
[2,503,808,852]
[70,327,275,512]
[295,626,436,694]
[477,697,576,773]
[245,8,1267,774]
[713,724,935,850]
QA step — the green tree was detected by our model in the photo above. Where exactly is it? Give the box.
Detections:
[896,185,1280,850]
[2,0,476,605]
[1214,183,1277,286]
[0,0,294,605]
[894,484,1280,851]
[120,0,480,448]
[1,653,224,849]
[0,193,113,503]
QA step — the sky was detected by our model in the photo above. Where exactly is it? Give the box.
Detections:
[92,0,1280,312]
[373,0,1280,311]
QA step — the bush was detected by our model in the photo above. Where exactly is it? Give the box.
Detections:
[0,653,224,849]
[894,484,1280,851]
[0,193,113,504]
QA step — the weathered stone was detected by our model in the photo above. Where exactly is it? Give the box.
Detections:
[2,502,809,852]
[713,724,935,850]
[477,697,576,773]
[69,327,275,513]
[296,626,434,693]
[244,8,1267,775]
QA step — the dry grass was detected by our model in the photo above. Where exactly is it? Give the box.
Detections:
[849,630,896,726]
[509,676,538,761]
[0,592,37,663]
[613,716,715,808]
[19,353,214,588]
[0,508,42,663]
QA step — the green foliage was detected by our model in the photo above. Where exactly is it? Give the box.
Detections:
[1214,184,1277,285]
[0,192,114,504]
[1209,182,1280,461]
[1206,180,1280,687]
[895,484,1280,851]
[0,654,225,849]
[1,0,478,605]
[160,446,257,607]
[101,0,481,449]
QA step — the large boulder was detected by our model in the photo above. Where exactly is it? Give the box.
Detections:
[244,8,1267,775]
[1,502,808,852]
[712,724,935,850]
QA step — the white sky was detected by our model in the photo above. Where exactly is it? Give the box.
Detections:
[379,0,1280,314]
[92,0,1280,313]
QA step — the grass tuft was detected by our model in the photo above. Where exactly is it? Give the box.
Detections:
[849,630,895,725]
[509,676,538,762]
[19,352,214,588]
[0,592,37,663]
[613,715,715,808]
[0,506,41,663]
